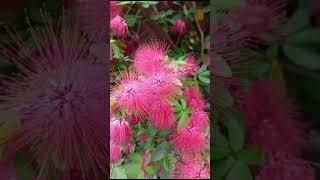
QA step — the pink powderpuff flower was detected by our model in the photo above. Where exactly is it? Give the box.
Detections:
[170,19,186,36]
[170,127,208,155]
[110,142,122,162]
[76,0,108,42]
[188,110,209,131]
[110,15,128,38]
[0,14,108,179]
[177,54,198,77]
[149,100,175,129]
[110,1,122,19]
[170,160,210,179]
[254,153,314,180]
[128,114,141,125]
[242,79,305,156]
[112,70,155,117]
[110,118,132,145]
[133,40,170,75]
[143,69,181,98]
[184,87,206,111]
[138,133,148,143]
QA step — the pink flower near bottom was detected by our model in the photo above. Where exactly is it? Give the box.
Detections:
[188,110,209,131]
[170,160,209,179]
[184,87,206,111]
[110,118,132,145]
[110,142,121,162]
[149,100,175,129]
[170,127,207,155]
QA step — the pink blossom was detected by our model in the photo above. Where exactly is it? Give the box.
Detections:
[110,15,128,38]
[184,87,206,111]
[133,41,169,75]
[188,110,209,131]
[170,160,209,179]
[110,1,122,19]
[178,54,198,77]
[170,19,186,36]
[149,100,175,129]
[242,79,305,155]
[138,133,148,143]
[128,114,141,125]
[0,14,107,179]
[170,127,207,155]
[110,118,132,145]
[110,142,122,162]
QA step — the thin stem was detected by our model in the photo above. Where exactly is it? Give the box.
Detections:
[192,2,204,61]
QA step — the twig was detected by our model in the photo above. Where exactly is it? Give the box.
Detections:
[192,2,204,61]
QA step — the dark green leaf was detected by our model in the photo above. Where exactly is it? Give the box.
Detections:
[214,0,245,10]
[111,167,128,179]
[177,112,189,128]
[226,112,245,152]
[281,8,310,35]
[237,147,265,165]
[226,161,252,180]
[212,157,236,180]
[284,45,320,70]
[287,28,320,44]
[125,15,137,27]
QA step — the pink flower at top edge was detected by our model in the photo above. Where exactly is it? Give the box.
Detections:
[170,160,209,179]
[148,100,175,129]
[133,40,170,75]
[110,142,122,162]
[188,110,209,131]
[170,19,186,36]
[110,15,128,38]
[110,1,122,19]
[170,127,207,155]
[184,87,206,111]
[110,118,132,145]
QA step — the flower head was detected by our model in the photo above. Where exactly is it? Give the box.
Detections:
[110,118,132,145]
[110,15,128,38]
[170,127,207,155]
[178,54,198,77]
[110,142,122,162]
[170,160,209,179]
[149,100,175,129]
[170,19,186,36]
[188,110,209,131]
[110,1,122,18]
[133,41,169,75]
[184,87,206,111]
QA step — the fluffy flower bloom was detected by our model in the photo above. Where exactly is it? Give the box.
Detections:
[177,54,198,77]
[188,110,209,131]
[110,15,128,38]
[149,100,175,129]
[170,19,186,36]
[143,69,181,98]
[128,114,141,125]
[242,79,305,155]
[0,14,107,179]
[76,0,108,41]
[184,87,206,111]
[170,127,207,155]
[170,160,209,179]
[110,1,122,18]
[110,118,132,145]
[110,142,122,162]
[112,71,155,117]
[255,153,314,180]
[133,41,169,75]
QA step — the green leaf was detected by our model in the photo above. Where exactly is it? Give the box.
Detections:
[125,15,137,27]
[197,64,208,73]
[125,163,142,178]
[287,28,320,44]
[213,128,231,160]
[111,166,128,179]
[283,45,320,70]
[180,98,187,110]
[138,1,158,8]
[129,153,142,163]
[199,75,210,84]
[152,147,167,161]
[145,166,155,175]
[14,153,36,180]
[213,146,231,160]
[247,60,270,78]
[226,161,253,180]
[226,112,245,152]
[200,70,210,76]
[184,108,192,114]
[214,0,245,10]
[151,10,173,21]
[177,112,189,128]
[281,8,310,35]
[212,157,236,180]
[237,147,265,165]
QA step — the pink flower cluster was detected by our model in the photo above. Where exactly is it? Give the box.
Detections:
[110,1,128,38]
[110,40,209,178]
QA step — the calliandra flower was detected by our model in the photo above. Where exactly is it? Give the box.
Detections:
[178,54,198,77]
[255,153,314,180]
[133,40,169,75]
[229,0,287,40]
[76,0,108,41]
[128,114,140,125]
[110,1,122,18]
[110,15,128,38]
[242,79,305,155]
[110,142,122,162]
[170,160,210,179]
[170,19,186,36]
[188,110,209,131]
[143,69,181,98]
[138,133,148,143]
[110,118,132,145]
[149,100,174,129]
[184,87,206,111]
[0,14,107,179]
[112,71,155,117]
[170,127,207,155]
